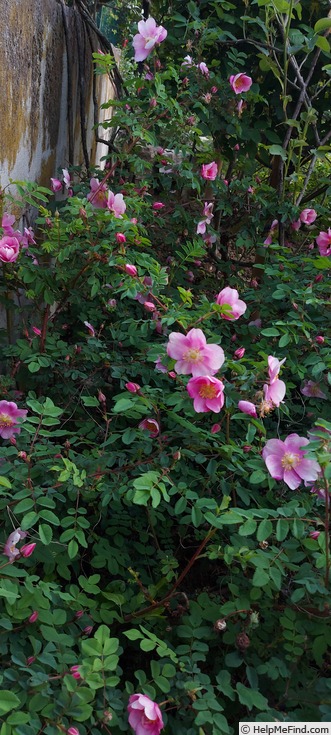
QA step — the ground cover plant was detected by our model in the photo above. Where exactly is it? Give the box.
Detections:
[0,1,330,733]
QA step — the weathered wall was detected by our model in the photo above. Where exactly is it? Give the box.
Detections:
[0,0,117,190]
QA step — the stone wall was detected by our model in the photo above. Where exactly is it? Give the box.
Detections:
[0,0,118,190]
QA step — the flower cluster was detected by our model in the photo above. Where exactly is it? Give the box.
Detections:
[86,178,126,217]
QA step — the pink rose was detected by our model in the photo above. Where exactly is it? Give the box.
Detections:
[187,376,225,413]
[128,693,164,735]
[262,434,320,490]
[300,208,317,225]
[133,17,167,62]
[107,191,126,218]
[229,73,252,94]
[215,287,247,320]
[138,419,160,437]
[0,236,20,263]
[201,161,218,180]
[316,229,331,257]
[0,400,28,439]
[167,328,224,377]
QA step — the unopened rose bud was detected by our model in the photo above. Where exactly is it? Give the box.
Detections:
[28,611,39,623]
[149,97,157,108]
[21,543,36,558]
[125,382,140,394]
[70,665,82,679]
[98,390,106,403]
[214,618,227,632]
[116,233,126,244]
[251,278,258,288]
[233,143,240,151]
[153,202,165,210]
[79,208,87,219]
[234,347,245,359]
[236,632,250,650]
[211,423,221,434]
[67,728,80,735]
[230,334,237,342]
[173,450,181,461]
[185,271,194,282]
[107,298,117,308]
[18,451,27,460]
[26,656,35,665]
[144,301,156,312]
[314,273,323,283]
[10,437,17,446]
[316,335,324,344]
[292,302,298,310]
[103,710,113,723]
[45,217,53,228]
[309,530,320,539]
[75,610,84,618]
[83,626,93,635]
[211,86,218,94]
[124,264,137,277]
[168,371,177,379]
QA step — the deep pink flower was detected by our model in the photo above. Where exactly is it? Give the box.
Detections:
[167,328,224,377]
[229,73,252,94]
[20,543,36,558]
[263,380,286,407]
[116,233,126,244]
[133,17,167,62]
[107,191,126,218]
[262,434,321,490]
[301,380,327,400]
[187,376,225,413]
[28,611,39,623]
[128,693,164,735]
[234,347,245,359]
[238,401,257,418]
[125,382,140,394]
[139,418,160,437]
[125,264,138,277]
[153,202,165,210]
[50,178,62,193]
[316,229,331,256]
[300,208,317,225]
[201,162,218,180]
[87,178,108,208]
[0,401,28,439]
[198,62,209,76]
[215,287,247,320]
[0,236,20,263]
[3,528,27,562]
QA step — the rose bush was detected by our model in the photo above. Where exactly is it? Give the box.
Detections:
[0,1,330,733]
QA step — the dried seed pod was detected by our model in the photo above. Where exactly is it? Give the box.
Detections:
[236,632,250,651]
[214,618,227,632]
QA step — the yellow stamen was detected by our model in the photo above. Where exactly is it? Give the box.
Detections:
[199,384,217,399]
[281,452,300,470]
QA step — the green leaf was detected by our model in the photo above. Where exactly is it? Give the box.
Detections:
[257,519,273,541]
[249,470,266,484]
[269,144,287,161]
[252,569,270,587]
[314,18,331,34]
[0,476,11,489]
[261,328,280,336]
[236,683,269,710]
[0,691,21,716]
[276,519,289,541]
[315,36,330,52]
[38,523,53,545]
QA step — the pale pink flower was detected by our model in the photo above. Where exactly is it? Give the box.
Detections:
[300,208,317,225]
[133,17,167,62]
[22,227,36,248]
[181,55,194,68]
[3,528,27,562]
[316,229,331,257]
[0,236,20,263]
[263,380,286,407]
[125,264,137,277]
[291,219,301,231]
[301,380,327,400]
[262,434,321,490]
[154,357,167,373]
[2,212,16,234]
[229,73,252,94]
[28,611,39,623]
[238,401,257,418]
[128,693,164,735]
[215,287,247,320]
[138,418,160,437]
[248,318,262,329]
[268,355,286,384]
[62,169,71,188]
[263,219,278,246]
[107,191,126,218]
[201,162,218,180]
[84,321,95,338]
[0,400,27,439]
[167,328,224,377]
[144,301,156,312]
[20,543,36,558]
[237,99,245,116]
[87,178,108,208]
[198,62,209,76]
[187,376,225,413]
[197,202,213,234]
[50,178,62,193]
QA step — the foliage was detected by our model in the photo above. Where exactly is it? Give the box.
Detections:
[0,1,330,733]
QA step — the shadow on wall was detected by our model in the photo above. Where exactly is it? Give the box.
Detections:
[0,0,121,191]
